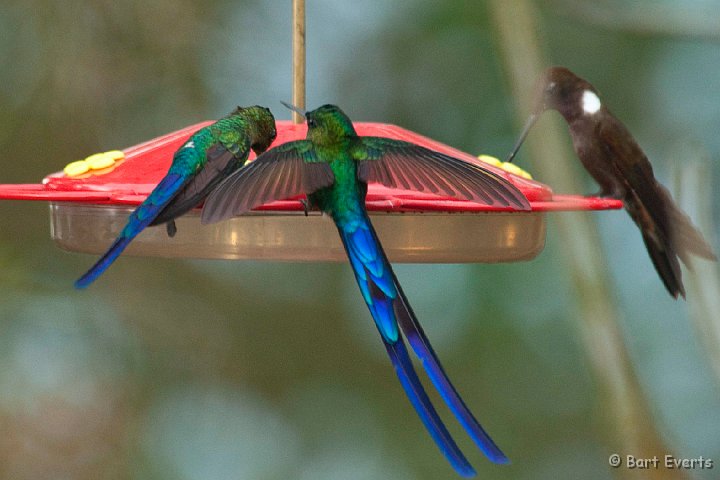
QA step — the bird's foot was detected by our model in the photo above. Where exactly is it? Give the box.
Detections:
[300,199,310,217]
[166,220,177,238]
[591,189,623,200]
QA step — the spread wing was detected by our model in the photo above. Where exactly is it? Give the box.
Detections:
[151,144,248,226]
[353,137,530,210]
[201,140,335,224]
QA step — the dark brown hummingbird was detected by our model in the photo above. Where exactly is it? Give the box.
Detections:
[507,66,716,299]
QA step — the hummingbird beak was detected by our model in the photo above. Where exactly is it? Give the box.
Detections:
[280,101,306,118]
[506,113,539,163]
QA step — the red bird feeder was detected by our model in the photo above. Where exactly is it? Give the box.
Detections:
[0,119,621,263]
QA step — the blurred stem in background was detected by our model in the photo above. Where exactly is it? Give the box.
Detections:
[488,1,684,477]
[673,155,720,383]
[548,0,720,39]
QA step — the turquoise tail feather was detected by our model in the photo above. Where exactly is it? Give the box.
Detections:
[74,172,186,288]
[337,217,398,343]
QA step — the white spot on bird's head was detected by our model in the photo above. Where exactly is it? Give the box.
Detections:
[581,90,601,115]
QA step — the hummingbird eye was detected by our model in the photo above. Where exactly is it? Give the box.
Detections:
[307,118,316,128]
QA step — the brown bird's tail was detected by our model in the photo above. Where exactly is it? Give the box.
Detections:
[663,184,718,265]
[639,227,685,298]
[626,184,717,299]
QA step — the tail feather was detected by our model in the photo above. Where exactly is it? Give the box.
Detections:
[626,184,716,298]
[664,192,717,263]
[386,338,475,477]
[626,194,685,299]
[641,232,685,299]
[338,212,507,471]
[390,269,510,464]
[75,236,134,288]
[75,173,186,288]
[338,221,399,343]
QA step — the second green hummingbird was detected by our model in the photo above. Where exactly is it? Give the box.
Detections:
[201,103,530,476]
[75,105,277,288]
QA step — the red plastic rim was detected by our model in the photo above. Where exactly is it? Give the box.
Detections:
[0,120,622,212]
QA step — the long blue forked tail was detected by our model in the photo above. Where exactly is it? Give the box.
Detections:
[74,173,186,288]
[337,217,474,476]
[391,269,509,464]
[337,212,507,475]
[386,337,475,477]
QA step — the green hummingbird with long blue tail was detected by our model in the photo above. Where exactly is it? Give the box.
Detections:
[201,103,531,476]
[75,105,277,288]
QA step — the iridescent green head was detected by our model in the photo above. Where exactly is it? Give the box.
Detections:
[229,105,277,154]
[281,102,357,144]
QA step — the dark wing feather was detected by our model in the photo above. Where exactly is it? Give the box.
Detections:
[599,117,716,262]
[354,137,530,210]
[151,145,245,226]
[200,140,335,224]
[598,117,670,231]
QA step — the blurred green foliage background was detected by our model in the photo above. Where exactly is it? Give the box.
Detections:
[1,1,719,479]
